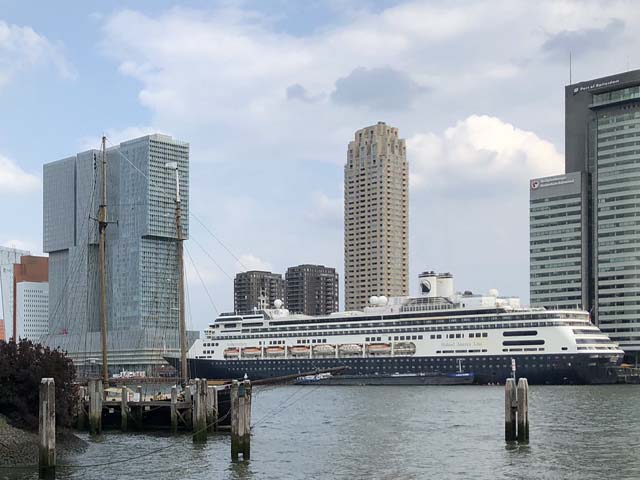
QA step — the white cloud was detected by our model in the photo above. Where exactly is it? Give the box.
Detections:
[0,154,40,193]
[98,1,640,166]
[408,115,563,192]
[237,253,273,272]
[94,0,640,316]
[538,0,628,34]
[0,20,74,88]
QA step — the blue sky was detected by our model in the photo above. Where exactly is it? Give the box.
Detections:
[1,0,639,332]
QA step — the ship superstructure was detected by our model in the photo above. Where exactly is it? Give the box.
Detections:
[178,272,623,384]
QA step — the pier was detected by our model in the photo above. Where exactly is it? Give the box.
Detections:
[30,375,258,475]
[614,366,640,384]
[78,379,233,434]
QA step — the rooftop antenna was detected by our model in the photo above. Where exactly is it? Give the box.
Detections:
[569,50,572,84]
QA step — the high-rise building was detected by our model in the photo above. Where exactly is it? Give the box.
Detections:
[344,122,408,311]
[234,271,285,314]
[0,319,5,341]
[13,256,49,341]
[42,134,197,374]
[0,246,30,340]
[530,69,640,361]
[285,264,339,315]
[529,173,589,310]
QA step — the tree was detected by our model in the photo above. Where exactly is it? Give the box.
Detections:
[0,339,77,430]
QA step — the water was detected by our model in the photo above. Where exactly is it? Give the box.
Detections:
[2,385,639,480]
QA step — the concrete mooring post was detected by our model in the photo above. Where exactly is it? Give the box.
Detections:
[505,377,530,443]
[517,378,529,443]
[193,379,207,443]
[231,379,252,461]
[504,378,517,442]
[88,379,103,436]
[39,378,55,478]
[170,386,178,433]
[206,386,218,433]
[121,386,128,432]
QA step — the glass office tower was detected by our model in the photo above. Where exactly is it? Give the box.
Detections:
[531,69,640,362]
[43,134,197,374]
[530,172,588,310]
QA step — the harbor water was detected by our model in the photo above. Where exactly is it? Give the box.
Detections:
[2,384,639,479]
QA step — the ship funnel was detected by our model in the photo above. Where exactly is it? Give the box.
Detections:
[437,273,454,298]
[418,271,454,298]
[418,271,438,298]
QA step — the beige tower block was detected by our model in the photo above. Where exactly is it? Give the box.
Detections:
[344,122,409,311]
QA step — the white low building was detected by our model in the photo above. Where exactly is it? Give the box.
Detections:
[16,281,49,340]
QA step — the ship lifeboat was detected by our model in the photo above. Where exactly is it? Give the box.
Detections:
[367,343,391,355]
[289,346,311,356]
[393,342,416,355]
[242,347,261,358]
[265,346,286,357]
[224,348,240,359]
[339,344,362,356]
[313,344,336,356]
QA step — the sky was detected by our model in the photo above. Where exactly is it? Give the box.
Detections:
[1,0,639,333]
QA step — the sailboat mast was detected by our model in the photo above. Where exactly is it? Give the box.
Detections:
[98,135,109,389]
[175,166,188,385]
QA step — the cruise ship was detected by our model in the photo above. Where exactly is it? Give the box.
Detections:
[175,272,624,385]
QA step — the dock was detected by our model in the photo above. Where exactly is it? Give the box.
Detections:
[38,377,253,474]
[77,379,233,433]
[615,367,640,384]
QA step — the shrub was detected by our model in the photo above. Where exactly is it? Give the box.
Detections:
[0,339,77,430]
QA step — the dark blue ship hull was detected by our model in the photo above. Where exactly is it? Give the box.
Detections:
[166,352,620,385]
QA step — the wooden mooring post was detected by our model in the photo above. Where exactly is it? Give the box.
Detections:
[231,379,252,461]
[76,386,87,431]
[39,378,55,479]
[185,383,193,430]
[121,385,129,432]
[88,379,103,436]
[206,385,218,433]
[193,379,207,443]
[170,386,178,433]
[135,385,144,429]
[505,377,529,443]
